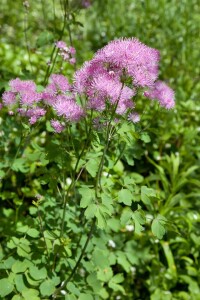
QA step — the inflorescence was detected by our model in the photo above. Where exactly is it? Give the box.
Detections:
[2,38,175,133]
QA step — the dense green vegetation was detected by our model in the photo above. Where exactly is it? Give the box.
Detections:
[0,1,200,299]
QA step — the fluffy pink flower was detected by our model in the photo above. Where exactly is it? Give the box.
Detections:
[56,41,67,50]
[94,38,160,87]
[56,41,76,63]
[144,81,175,109]
[88,96,106,111]
[128,112,140,123]
[74,61,109,94]
[50,74,71,93]
[53,95,84,122]
[18,108,27,116]
[74,38,174,116]
[26,107,46,124]
[2,91,16,106]
[69,58,76,65]
[10,78,36,93]
[42,74,71,105]
[20,91,42,105]
[3,78,42,108]
[116,98,135,115]
[88,74,135,113]
[50,119,65,133]
[69,47,76,55]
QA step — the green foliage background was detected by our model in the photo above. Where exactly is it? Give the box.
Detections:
[0,0,200,299]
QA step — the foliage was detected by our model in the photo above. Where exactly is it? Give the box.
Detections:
[0,0,200,299]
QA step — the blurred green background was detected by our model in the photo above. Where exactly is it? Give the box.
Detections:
[0,0,200,299]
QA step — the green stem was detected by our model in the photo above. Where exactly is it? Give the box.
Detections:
[43,0,68,84]
[4,133,24,178]
[37,207,50,259]
[95,84,124,196]
[23,6,33,73]
[60,116,93,238]
[53,218,96,298]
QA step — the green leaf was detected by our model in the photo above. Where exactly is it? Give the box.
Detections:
[65,295,77,300]
[12,158,29,173]
[97,267,113,282]
[22,289,40,300]
[1,256,16,269]
[17,240,31,258]
[87,273,102,292]
[117,251,131,272]
[78,294,93,300]
[123,151,134,166]
[79,187,95,208]
[141,186,157,207]
[95,207,107,229]
[107,218,120,232]
[67,282,80,296]
[92,249,110,269]
[17,225,29,233]
[51,275,60,286]
[27,228,40,238]
[140,132,151,143]
[111,273,124,284]
[86,158,99,177]
[12,260,29,273]
[26,152,41,162]
[40,279,56,296]
[161,241,177,278]
[101,194,114,215]
[132,209,145,234]
[14,274,28,293]
[7,237,19,249]
[12,295,24,300]
[29,266,47,280]
[151,216,166,239]
[118,189,133,206]
[85,204,97,219]
[120,207,132,226]
[0,278,14,297]
[25,272,40,287]
[108,274,125,294]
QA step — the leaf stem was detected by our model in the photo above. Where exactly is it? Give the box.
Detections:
[53,218,96,298]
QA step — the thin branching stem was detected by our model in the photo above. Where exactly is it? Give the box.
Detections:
[60,114,93,238]
[23,5,33,73]
[37,207,50,259]
[95,84,124,196]
[43,0,68,84]
[53,218,96,298]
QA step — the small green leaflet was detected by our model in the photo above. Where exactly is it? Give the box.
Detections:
[118,189,133,206]
[151,215,167,239]
[0,278,14,297]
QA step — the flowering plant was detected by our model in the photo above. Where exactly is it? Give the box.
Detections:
[0,37,175,299]
[2,38,174,130]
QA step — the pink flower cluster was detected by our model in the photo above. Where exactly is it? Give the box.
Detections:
[144,81,175,109]
[42,74,84,127]
[2,78,45,124]
[56,41,76,65]
[1,38,175,132]
[74,38,175,117]
[2,74,84,131]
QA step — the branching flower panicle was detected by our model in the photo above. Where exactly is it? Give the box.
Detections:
[56,40,76,65]
[1,38,175,130]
